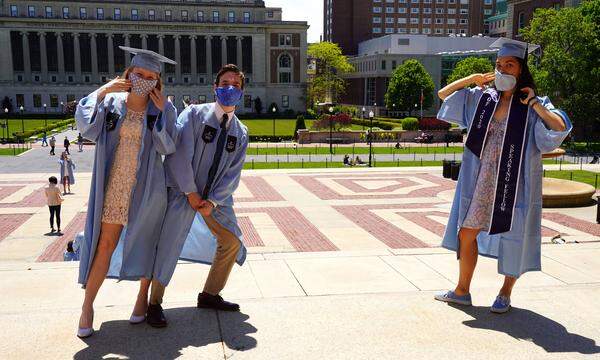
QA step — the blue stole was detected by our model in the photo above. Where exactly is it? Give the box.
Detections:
[465,89,529,235]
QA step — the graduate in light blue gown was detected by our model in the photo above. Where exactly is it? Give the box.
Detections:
[74,47,177,338]
[136,64,249,327]
[433,38,572,313]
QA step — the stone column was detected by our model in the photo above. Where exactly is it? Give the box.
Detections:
[107,34,115,76]
[57,32,65,81]
[141,34,148,50]
[124,34,131,67]
[90,33,98,82]
[205,35,212,78]
[174,35,181,82]
[158,35,164,55]
[73,33,81,80]
[190,35,197,79]
[39,32,48,82]
[236,36,242,68]
[21,32,31,82]
[221,36,227,66]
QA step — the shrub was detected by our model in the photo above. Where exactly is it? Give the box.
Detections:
[401,117,419,131]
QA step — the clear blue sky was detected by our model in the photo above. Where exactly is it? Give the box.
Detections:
[267,0,323,43]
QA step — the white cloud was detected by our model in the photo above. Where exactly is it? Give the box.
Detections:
[265,0,323,43]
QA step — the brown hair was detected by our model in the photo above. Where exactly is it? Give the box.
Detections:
[214,64,245,89]
[121,66,163,91]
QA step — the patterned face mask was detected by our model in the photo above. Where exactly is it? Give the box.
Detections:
[129,72,158,97]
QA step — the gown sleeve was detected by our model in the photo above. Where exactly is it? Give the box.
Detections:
[533,96,572,154]
[208,134,248,207]
[151,100,178,155]
[75,90,116,142]
[436,87,483,129]
[165,106,198,194]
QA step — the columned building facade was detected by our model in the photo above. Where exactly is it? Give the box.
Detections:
[0,1,308,114]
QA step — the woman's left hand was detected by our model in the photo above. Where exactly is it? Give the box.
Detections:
[149,88,166,111]
[520,87,536,105]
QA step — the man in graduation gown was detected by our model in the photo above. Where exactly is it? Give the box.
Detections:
[141,64,249,326]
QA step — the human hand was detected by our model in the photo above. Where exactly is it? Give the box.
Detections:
[186,192,204,211]
[149,88,166,111]
[471,72,495,88]
[520,87,536,106]
[197,200,214,217]
[98,77,131,100]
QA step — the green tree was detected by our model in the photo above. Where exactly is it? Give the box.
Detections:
[384,59,434,116]
[307,42,354,105]
[520,3,600,141]
[293,115,306,139]
[446,57,494,85]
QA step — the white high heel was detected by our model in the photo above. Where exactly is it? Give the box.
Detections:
[129,314,146,324]
[77,327,94,338]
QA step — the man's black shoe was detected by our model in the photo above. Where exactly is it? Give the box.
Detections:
[146,304,167,328]
[197,292,240,312]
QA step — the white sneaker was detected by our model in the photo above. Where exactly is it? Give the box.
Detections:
[77,327,94,338]
[129,314,146,324]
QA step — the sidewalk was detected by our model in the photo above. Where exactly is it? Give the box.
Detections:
[1,243,600,359]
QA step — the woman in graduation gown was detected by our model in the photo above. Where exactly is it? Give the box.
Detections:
[74,47,178,338]
[434,38,572,313]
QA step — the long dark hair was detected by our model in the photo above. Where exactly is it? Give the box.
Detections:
[515,57,536,92]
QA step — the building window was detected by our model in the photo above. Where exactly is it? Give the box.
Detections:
[181,10,188,21]
[244,95,252,108]
[423,28,431,34]
[398,8,407,14]
[484,0,493,4]
[198,95,206,103]
[68,75,74,82]
[410,18,419,24]
[114,8,121,20]
[212,11,219,22]
[62,7,69,19]
[84,75,90,83]
[80,7,87,19]
[397,28,407,34]
[373,7,382,13]
[183,95,191,105]
[148,9,155,20]
[435,18,443,24]
[373,27,382,33]
[279,34,292,46]
[34,75,40,82]
[50,95,59,108]
[197,11,204,22]
[374,17,382,24]
[423,8,431,14]
[436,8,444,14]
[10,5,18,17]
[381,60,386,70]
[267,11,274,18]
[460,8,468,14]
[448,18,456,24]
[423,18,431,24]
[97,8,104,20]
[278,53,292,83]
[165,10,172,21]
[410,28,419,34]
[448,28,455,34]
[386,7,395,13]
[448,8,456,14]
[398,18,406,24]
[449,0,456,3]
[244,12,251,23]
[460,0,468,3]
[228,11,235,23]
[460,18,468,24]
[518,12,526,29]
[51,75,57,82]
[385,28,394,34]
[484,9,492,15]
[33,94,42,108]
[45,6,52,18]
[386,17,394,24]
[282,95,289,108]
[131,9,139,20]
[28,5,35,17]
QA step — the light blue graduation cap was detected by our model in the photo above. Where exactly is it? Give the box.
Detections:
[119,46,177,73]
[490,38,539,59]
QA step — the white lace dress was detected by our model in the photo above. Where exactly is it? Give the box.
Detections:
[101,110,144,225]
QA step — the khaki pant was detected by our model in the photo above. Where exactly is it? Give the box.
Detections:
[150,214,241,305]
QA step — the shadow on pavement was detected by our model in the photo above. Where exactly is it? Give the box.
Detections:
[451,304,600,355]
[73,307,257,359]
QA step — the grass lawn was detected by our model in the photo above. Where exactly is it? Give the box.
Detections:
[243,160,444,169]
[2,119,64,134]
[0,147,29,156]
[248,145,465,155]
[241,119,365,136]
[544,170,599,188]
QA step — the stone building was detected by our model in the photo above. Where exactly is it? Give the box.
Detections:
[0,0,308,114]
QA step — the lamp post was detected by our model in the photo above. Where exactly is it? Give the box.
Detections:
[361,106,366,130]
[368,110,374,167]
[43,103,47,129]
[19,106,24,141]
[328,106,334,155]
[3,108,8,142]
[272,106,276,137]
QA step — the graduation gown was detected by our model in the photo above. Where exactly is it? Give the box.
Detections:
[152,103,248,287]
[75,90,177,285]
[437,87,572,278]
[58,159,76,184]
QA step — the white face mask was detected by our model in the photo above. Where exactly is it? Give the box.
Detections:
[129,72,158,97]
[494,69,517,91]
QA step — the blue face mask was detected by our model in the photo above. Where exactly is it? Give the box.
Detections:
[215,86,243,107]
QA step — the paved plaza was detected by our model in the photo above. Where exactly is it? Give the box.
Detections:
[1,140,599,359]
